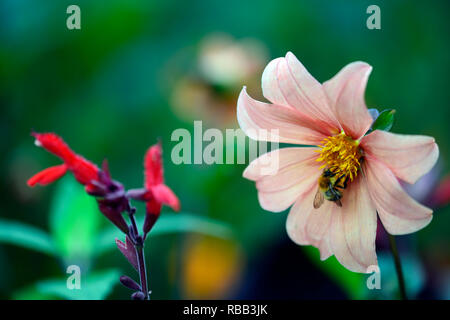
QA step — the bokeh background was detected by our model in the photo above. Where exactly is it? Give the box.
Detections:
[1,0,449,299]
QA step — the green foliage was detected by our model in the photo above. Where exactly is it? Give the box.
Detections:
[0,219,57,256]
[150,212,233,238]
[13,286,56,300]
[49,176,101,260]
[0,174,233,264]
[95,212,233,256]
[35,269,120,300]
[370,109,396,132]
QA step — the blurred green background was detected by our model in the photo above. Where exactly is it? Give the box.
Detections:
[0,0,449,299]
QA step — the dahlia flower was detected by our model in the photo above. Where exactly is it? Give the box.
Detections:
[238,52,439,273]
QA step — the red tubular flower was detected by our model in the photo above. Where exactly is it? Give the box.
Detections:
[27,164,68,187]
[27,131,129,234]
[143,143,180,234]
[27,132,100,189]
[127,142,180,236]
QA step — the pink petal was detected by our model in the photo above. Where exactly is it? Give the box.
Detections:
[244,147,321,212]
[322,62,374,139]
[261,53,341,135]
[261,58,290,106]
[237,87,328,145]
[243,147,318,181]
[361,130,439,184]
[286,186,333,260]
[365,156,433,235]
[329,176,378,273]
[151,184,181,212]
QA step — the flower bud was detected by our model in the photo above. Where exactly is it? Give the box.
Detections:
[131,291,146,300]
[97,199,129,234]
[119,275,141,291]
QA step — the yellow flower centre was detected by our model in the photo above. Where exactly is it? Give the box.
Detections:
[316,132,362,182]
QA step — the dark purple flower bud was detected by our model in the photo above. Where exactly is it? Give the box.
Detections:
[143,212,159,238]
[85,179,108,197]
[120,275,141,291]
[116,236,138,271]
[88,159,126,201]
[131,291,146,300]
[104,183,126,201]
[97,199,129,234]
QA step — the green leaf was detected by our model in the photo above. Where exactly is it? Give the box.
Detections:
[0,219,57,256]
[35,269,120,300]
[13,285,57,300]
[49,176,101,260]
[371,109,396,132]
[150,212,233,237]
[95,212,233,256]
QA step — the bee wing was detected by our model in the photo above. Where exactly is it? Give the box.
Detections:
[313,189,324,209]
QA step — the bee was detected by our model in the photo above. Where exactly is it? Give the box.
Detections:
[313,169,349,209]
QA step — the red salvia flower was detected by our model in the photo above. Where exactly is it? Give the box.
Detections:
[127,142,180,236]
[27,132,100,190]
[144,143,180,211]
[27,131,129,233]
[28,132,180,299]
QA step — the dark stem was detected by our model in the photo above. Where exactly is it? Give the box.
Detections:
[387,233,407,300]
[127,206,149,300]
[127,206,139,237]
[135,244,149,300]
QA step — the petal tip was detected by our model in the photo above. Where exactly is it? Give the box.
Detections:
[237,86,248,100]
[242,163,257,181]
[285,51,296,60]
[34,140,42,147]
[352,61,372,71]
[172,197,181,212]
[242,167,251,180]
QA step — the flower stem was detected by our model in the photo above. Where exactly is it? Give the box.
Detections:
[135,244,149,300]
[387,233,407,300]
[127,206,149,300]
